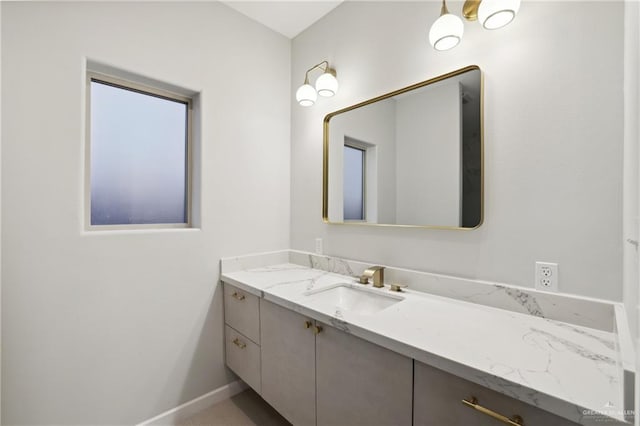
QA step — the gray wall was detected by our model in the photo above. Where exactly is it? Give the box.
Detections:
[1,2,290,424]
[291,1,624,301]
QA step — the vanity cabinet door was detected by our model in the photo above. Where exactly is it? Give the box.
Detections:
[315,324,413,426]
[413,360,579,426]
[260,299,316,426]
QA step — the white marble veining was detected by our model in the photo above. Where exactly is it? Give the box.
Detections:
[288,250,615,332]
[221,251,635,425]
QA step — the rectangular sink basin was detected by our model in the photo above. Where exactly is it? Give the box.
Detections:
[304,284,403,315]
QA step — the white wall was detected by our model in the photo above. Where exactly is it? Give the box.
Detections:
[1,2,290,425]
[395,80,461,226]
[0,2,3,421]
[622,1,640,424]
[623,0,639,340]
[291,1,624,301]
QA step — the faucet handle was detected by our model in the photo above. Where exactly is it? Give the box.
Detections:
[389,283,408,292]
[358,276,369,284]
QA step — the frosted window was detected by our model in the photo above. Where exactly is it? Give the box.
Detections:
[90,79,189,226]
[344,145,365,221]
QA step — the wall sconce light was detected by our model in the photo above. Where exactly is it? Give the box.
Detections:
[296,60,338,107]
[429,0,521,50]
[429,0,464,51]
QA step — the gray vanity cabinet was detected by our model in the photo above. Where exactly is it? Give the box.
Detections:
[315,324,413,426]
[260,299,317,426]
[225,283,581,426]
[413,360,579,426]
[260,298,413,426]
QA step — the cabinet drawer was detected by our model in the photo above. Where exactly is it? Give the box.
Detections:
[414,361,579,426]
[223,283,260,344]
[225,325,261,394]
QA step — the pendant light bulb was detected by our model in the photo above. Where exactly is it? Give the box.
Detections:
[429,0,464,51]
[315,70,339,97]
[477,0,520,30]
[296,81,317,107]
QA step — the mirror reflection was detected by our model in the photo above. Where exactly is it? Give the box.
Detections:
[323,66,483,229]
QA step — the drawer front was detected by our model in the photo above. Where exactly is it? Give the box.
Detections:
[223,283,260,344]
[225,325,261,394]
[414,361,579,426]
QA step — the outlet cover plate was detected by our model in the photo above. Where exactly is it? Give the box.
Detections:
[535,262,558,292]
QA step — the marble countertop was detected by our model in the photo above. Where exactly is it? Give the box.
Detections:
[221,254,632,425]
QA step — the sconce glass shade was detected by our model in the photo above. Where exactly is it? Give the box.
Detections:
[296,83,317,107]
[478,0,520,30]
[429,13,464,51]
[315,72,339,97]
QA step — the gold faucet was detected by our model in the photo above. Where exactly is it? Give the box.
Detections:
[359,266,385,288]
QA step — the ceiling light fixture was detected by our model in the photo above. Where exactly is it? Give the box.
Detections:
[296,61,338,107]
[430,0,521,50]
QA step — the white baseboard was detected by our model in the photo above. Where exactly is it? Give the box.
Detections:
[136,380,248,426]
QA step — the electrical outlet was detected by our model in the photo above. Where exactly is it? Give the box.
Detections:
[535,262,558,292]
[315,238,323,255]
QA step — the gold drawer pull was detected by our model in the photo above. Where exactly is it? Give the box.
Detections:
[232,338,246,349]
[304,320,313,329]
[313,325,323,335]
[232,292,246,301]
[462,397,524,426]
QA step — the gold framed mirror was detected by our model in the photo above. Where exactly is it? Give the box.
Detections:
[323,65,483,229]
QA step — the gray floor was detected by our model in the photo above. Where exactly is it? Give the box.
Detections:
[177,389,291,426]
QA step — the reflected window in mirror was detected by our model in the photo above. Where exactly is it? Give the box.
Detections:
[343,142,366,221]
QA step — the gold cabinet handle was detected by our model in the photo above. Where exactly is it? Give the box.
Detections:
[462,397,524,426]
[304,320,313,329]
[232,292,245,301]
[232,338,246,349]
[313,325,323,335]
